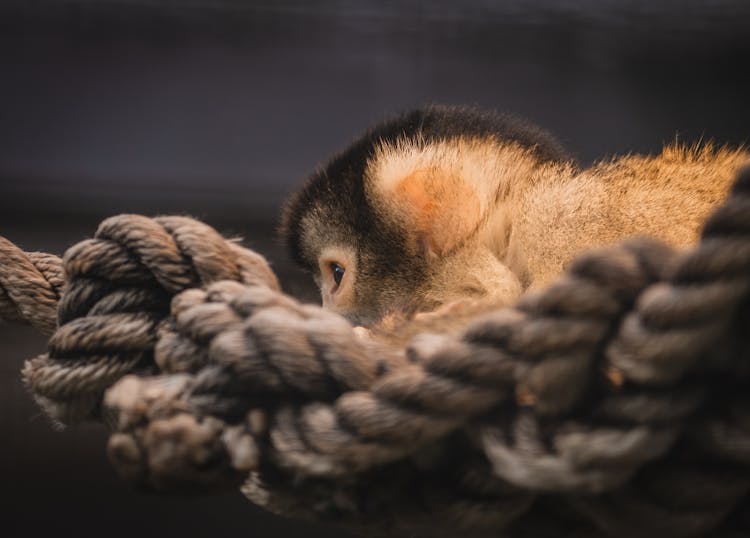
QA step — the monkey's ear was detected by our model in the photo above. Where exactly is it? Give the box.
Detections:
[385,168,482,257]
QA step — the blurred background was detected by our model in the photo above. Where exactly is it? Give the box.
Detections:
[1,1,748,537]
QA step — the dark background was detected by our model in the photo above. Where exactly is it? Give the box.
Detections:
[1,1,749,537]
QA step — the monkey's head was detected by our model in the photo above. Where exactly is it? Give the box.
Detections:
[280,105,568,325]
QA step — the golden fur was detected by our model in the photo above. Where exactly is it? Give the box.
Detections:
[369,139,746,312]
[282,107,747,325]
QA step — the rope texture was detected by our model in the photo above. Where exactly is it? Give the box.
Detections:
[17,215,279,423]
[0,237,63,335]
[2,167,750,536]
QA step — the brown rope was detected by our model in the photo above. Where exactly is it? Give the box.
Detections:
[2,168,750,536]
[0,237,63,335]
[18,215,279,424]
[102,167,750,535]
[103,239,682,481]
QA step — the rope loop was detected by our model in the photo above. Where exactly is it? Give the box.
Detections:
[2,164,750,536]
[20,215,280,424]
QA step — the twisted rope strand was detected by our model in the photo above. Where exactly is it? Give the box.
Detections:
[19,215,280,424]
[0,237,63,335]
[2,166,750,537]
[99,166,750,535]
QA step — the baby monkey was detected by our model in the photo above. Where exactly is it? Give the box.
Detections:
[281,105,747,326]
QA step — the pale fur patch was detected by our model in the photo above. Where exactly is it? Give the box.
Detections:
[512,143,749,288]
[361,138,748,309]
[365,136,544,225]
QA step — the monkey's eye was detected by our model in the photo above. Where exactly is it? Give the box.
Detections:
[330,262,345,287]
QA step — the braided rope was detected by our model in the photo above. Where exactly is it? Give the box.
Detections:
[0,237,63,335]
[2,168,750,536]
[102,167,750,535]
[105,238,680,481]
[18,215,279,424]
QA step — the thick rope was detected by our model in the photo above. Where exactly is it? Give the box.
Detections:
[103,168,750,535]
[0,237,63,335]
[103,239,682,479]
[18,215,279,423]
[2,167,750,536]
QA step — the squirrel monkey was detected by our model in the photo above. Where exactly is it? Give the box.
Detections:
[280,105,747,326]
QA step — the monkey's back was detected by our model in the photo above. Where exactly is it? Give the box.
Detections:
[593,144,747,246]
[512,144,748,289]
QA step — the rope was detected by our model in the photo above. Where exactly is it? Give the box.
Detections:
[0,237,63,335]
[2,167,750,536]
[17,214,279,423]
